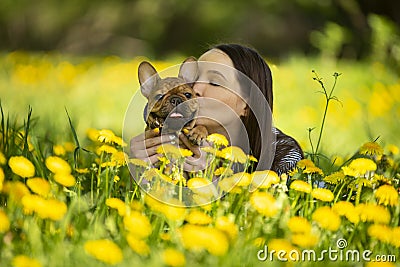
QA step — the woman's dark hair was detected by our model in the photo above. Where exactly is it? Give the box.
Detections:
[212,43,274,165]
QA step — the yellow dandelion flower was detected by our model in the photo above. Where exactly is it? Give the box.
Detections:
[106,198,127,216]
[251,170,279,189]
[386,144,399,155]
[185,210,212,225]
[63,142,75,152]
[158,156,170,165]
[112,135,127,147]
[250,191,279,217]
[390,227,400,248]
[113,175,120,183]
[145,192,186,219]
[0,209,10,233]
[160,198,187,221]
[45,156,71,174]
[0,151,6,165]
[75,168,90,174]
[26,178,51,197]
[287,216,312,233]
[368,224,392,243]
[110,151,128,166]
[217,177,236,192]
[22,195,67,220]
[187,177,218,197]
[229,172,252,187]
[365,262,396,267]
[160,232,171,241]
[342,158,377,177]
[312,206,341,231]
[355,203,391,224]
[267,239,299,262]
[96,145,117,155]
[54,172,76,187]
[130,200,144,211]
[215,215,238,241]
[84,239,123,265]
[248,155,258,162]
[360,141,383,157]
[123,211,152,239]
[126,234,150,256]
[291,233,319,248]
[332,201,355,216]
[97,129,116,144]
[157,144,191,159]
[86,128,100,142]
[156,172,173,184]
[206,133,229,147]
[297,159,315,169]
[311,188,334,202]
[192,194,212,210]
[12,255,42,267]
[0,167,4,191]
[372,174,392,184]
[43,198,68,221]
[8,156,35,178]
[53,144,66,156]
[3,181,30,203]
[332,155,344,166]
[324,171,345,185]
[290,180,312,193]
[218,146,247,163]
[332,201,360,224]
[214,167,233,177]
[303,166,324,175]
[178,224,229,256]
[129,158,148,168]
[375,184,399,206]
[162,248,186,267]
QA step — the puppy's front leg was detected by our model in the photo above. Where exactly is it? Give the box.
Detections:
[184,125,208,145]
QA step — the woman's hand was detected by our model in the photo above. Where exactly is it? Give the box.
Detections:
[130,129,177,165]
[179,133,211,172]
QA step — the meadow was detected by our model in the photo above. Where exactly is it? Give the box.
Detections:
[0,51,399,266]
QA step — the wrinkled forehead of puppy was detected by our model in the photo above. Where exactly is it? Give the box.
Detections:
[138,57,198,99]
[149,77,194,97]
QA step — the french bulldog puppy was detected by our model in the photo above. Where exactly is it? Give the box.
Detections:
[138,57,208,145]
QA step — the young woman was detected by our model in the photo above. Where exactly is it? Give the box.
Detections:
[130,43,303,175]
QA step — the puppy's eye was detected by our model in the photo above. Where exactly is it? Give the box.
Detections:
[154,94,164,101]
[184,92,192,99]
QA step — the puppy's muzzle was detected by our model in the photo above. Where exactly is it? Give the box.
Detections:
[169,96,183,107]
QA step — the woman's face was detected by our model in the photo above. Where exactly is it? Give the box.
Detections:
[193,49,247,131]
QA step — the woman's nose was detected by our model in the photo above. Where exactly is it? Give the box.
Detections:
[193,82,205,97]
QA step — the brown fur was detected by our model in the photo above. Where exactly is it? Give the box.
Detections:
[138,59,207,144]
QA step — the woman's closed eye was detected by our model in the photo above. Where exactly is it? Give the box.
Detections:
[209,81,221,87]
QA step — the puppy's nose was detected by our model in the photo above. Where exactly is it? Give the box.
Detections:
[170,96,182,106]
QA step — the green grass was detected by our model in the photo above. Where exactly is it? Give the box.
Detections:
[1,52,399,157]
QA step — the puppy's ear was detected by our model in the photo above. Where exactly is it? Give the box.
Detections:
[138,61,160,98]
[178,57,198,84]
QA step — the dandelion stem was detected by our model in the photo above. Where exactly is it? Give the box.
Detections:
[334,182,347,203]
[311,71,341,163]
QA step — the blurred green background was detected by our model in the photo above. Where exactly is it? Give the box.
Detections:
[0,0,399,157]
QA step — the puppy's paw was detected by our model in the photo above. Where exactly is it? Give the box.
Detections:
[186,125,208,145]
